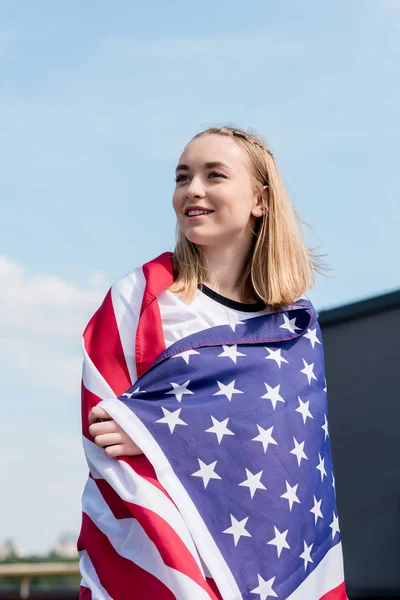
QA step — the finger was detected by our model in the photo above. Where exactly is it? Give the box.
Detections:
[104,444,125,458]
[89,420,118,437]
[93,433,123,448]
[89,406,111,424]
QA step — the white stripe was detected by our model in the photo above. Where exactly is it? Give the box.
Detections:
[81,305,210,588]
[111,266,146,384]
[81,265,214,597]
[82,341,116,399]
[100,397,242,600]
[82,437,204,575]
[78,550,113,600]
[286,542,345,600]
[83,477,214,600]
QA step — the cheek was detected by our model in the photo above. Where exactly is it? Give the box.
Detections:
[223,195,252,219]
[172,190,182,213]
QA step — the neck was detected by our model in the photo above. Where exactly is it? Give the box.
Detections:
[200,237,254,303]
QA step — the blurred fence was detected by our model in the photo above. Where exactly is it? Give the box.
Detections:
[0,561,399,599]
[0,563,79,599]
[0,594,77,600]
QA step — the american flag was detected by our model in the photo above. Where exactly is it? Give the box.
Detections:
[78,252,347,600]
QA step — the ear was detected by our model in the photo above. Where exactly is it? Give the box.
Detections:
[251,186,268,218]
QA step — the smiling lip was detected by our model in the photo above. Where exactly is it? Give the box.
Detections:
[184,206,215,221]
[184,205,214,215]
[186,212,214,221]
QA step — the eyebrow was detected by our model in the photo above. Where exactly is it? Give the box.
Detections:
[175,161,232,173]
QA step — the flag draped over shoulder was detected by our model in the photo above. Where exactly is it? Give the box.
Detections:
[78,253,347,600]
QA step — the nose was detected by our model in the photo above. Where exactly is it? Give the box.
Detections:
[185,176,205,199]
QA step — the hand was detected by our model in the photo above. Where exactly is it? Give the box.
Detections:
[88,405,143,458]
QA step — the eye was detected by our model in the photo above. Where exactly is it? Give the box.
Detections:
[208,171,226,179]
[175,174,189,183]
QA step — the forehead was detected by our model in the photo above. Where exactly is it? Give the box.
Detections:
[179,134,250,169]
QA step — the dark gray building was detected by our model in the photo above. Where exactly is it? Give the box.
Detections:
[320,290,400,600]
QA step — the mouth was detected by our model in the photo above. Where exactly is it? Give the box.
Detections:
[185,210,215,220]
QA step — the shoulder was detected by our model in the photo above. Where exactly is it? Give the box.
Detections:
[110,263,146,312]
[111,251,174,306]
[93,251,174,322]
[82,263,145,341]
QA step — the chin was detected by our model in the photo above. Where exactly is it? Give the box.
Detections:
[183,230,216,246]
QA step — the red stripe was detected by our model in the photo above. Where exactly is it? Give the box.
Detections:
[81,381,174,501]
[79,585,92,600]
[79,513,176,600]
[136,252,174,378]
[93,477,219,600]
[81,383,102,439]
[79,253,213,598]
[83,288,132,396]
[320,582,347,600]
[120,454,175,498]
[206,576,223,600]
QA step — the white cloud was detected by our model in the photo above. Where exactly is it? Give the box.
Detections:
[0,421,87,554]
[0,257,107,553]
[0,256,107,395]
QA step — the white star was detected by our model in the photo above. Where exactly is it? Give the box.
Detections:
[310,495,323,524]
[321,414,329,440]
[300,359,317,385]
[218,344,247,363]
[228,320,245,332]
[280,481,300,511]
[191,459,221,488]
[261,383,285,409]
[296,396,313,424]
[239,469,267,499]
[213,380,244,401]
[264,347,288,368]
[250,574,278,599]
[223,515,252,546]
[332,471,336,492]
[171,349,200,364]
[122,386,145,398]
[316,453,327,481]
[267,526,290,557]
[330,512,340,539]
[165,380,194,402]
[323,377,327,393]
[205,416,235,444]
[156,407,187,433]
[252,425,278,453]
[303,327,321,349]
[299,541,314,570]
[290,437,308,466]
[279,314,301,334]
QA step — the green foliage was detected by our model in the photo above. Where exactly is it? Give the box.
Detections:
[0,553,79,564]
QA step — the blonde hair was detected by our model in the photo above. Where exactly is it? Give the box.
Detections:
[169,125,320,308]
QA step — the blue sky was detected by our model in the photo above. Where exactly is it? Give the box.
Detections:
[1,0,399,554]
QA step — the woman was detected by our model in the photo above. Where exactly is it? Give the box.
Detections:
[78,126,347,600]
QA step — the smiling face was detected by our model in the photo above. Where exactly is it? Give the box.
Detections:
[172,134,264,248]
